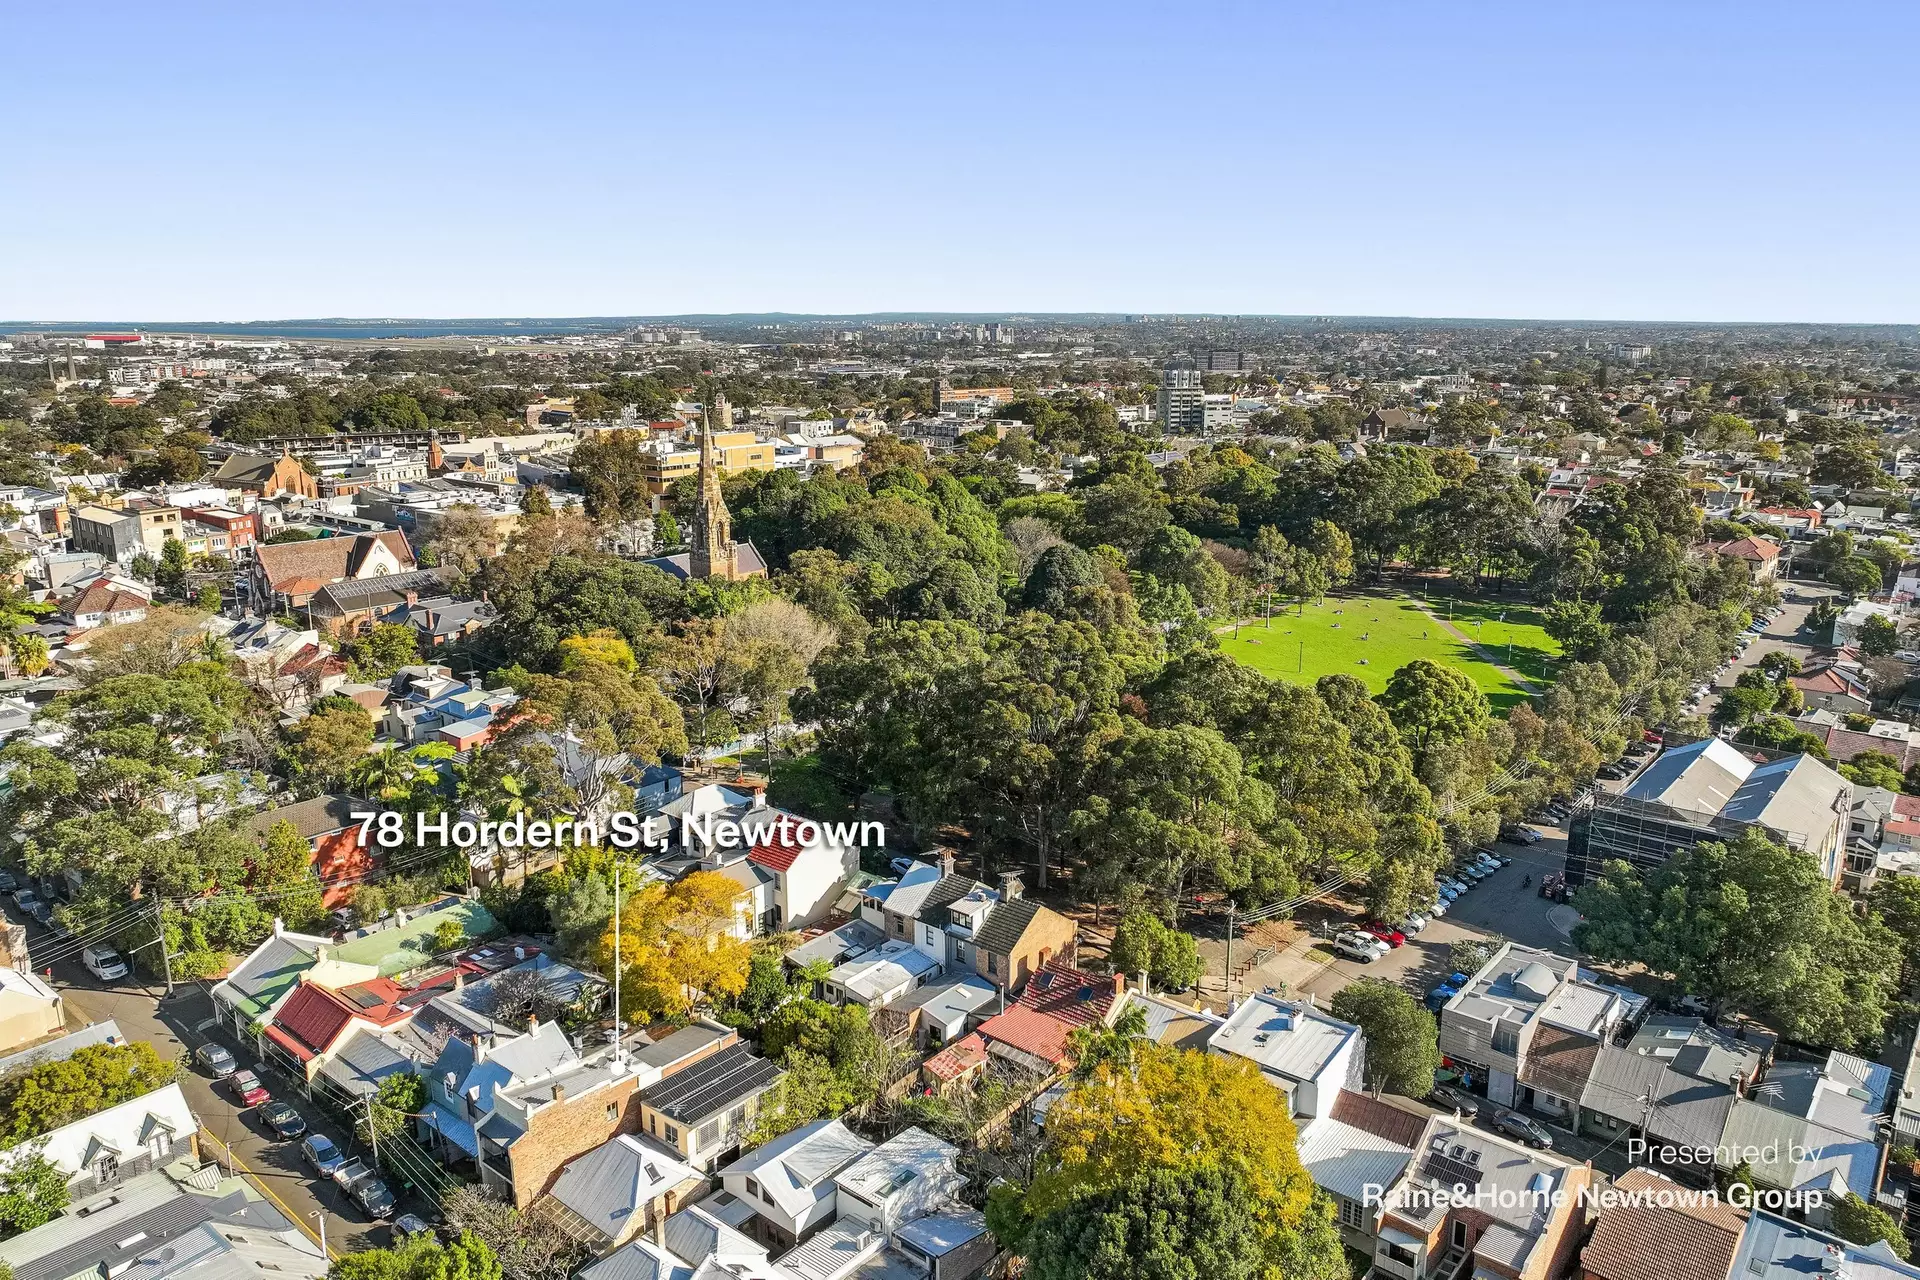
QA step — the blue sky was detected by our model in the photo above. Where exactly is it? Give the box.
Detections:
[4,2,1917,323]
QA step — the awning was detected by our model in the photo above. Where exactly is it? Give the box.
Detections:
[420,1102,478,1157]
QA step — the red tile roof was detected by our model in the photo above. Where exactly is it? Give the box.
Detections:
[1015,960,1122,1029]
[1329,1090,1428,1147]
[923,1032,989,1082]
[1703,535,1780,562]
[61,579,149,618]
[1579,1167,1745,1280]
[976,1006,1075,1067]
[747,816,805,874]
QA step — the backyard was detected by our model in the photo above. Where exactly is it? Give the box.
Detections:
[1216,589,1560,711]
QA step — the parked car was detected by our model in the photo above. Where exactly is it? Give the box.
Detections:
[888,856,918,877]
[1463,863,1492,881]
[261,1101,306,1140]
[302,1133,345,1177]
[82,945,129,981]
[1491,1109,1554,1149]
[27,902,52,927]
[1441,878,1470,896]
[229,1069,269,1107]
[1427,896,1449,917]
[349,1173,396,1219]
[394,1214,434,1242]
[195,1043,238,1077]
[1425,975,1469,1013]
[1398,911,1429,934]
[1429,1083,1480,1116]
[1362,922,1407,948]
[10,887,37,911]
[0,871,17,892]
[1332,931,1389,963]
[331,1156,373,1188]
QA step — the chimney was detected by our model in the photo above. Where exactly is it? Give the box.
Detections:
[1111,973,1126,998]
[527,1013,539,1034]
[550,1084,565,1103]
[272,917,284,937]
[938,849,955,878]
[453,970,465,991]
[997,870,1023,901]
[652,1207,667,1252]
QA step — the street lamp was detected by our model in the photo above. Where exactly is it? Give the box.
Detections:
[309,1209,327,1259]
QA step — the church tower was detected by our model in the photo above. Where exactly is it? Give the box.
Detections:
[690,393,738,580]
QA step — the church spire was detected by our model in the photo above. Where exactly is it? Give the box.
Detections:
[690,394,735,579]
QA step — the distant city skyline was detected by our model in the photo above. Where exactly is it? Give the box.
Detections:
[5,2,1917,324]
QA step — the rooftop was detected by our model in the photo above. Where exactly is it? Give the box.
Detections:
[1209,993,1357,1090]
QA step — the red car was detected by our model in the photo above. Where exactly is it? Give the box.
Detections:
[1362,922,1406,948]
[230,1068,269,1107]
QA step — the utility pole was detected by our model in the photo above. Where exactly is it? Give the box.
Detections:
[611,864,622,1057]
[1224,902,1236,1001]
[153,901,174,996]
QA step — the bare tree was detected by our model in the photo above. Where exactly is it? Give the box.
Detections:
[444,1186,592,1280]
[1005,516,1066,582]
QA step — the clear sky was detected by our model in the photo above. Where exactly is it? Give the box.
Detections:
[5,2,1917,324]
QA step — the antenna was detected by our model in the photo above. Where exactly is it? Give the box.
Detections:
[611,863,623,1064]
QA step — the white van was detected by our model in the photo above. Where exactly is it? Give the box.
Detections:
[82,946,129,981]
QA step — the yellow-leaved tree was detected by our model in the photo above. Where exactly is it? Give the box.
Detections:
[597,870,752,1020]
[1024,1042,1332,1272]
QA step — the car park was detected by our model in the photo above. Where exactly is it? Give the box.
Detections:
[82,946,129,981]
[195,1043,238,1077]
[261,1101,306,1139]
[302,1133,345,1177]
[1362,922,1406,948]
[1490,1109,1554,1149]
[1429,1083,1480,1116]
[1332,931,1389,962]
[229,1069,269,1107]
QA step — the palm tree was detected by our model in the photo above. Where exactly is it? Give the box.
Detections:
[5,633,49,677]
[1067,1000,1151,1081]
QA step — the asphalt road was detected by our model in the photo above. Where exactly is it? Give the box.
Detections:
[4,901,420,1257]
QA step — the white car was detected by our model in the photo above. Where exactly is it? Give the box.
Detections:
[1399,912,1429,934]
[82,946,129,981]
[1895,650,1920,664]
[1427,897,1449,917]
[1331,931,1389,962]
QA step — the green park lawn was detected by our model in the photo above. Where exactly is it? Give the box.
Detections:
[1216,591,1560,711]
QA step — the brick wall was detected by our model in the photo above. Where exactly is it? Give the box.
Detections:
[505,1076,646,1210]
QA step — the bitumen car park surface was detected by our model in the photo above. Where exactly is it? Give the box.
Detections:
[2,898,425,1259]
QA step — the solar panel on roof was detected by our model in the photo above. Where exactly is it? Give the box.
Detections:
[1423,1152,1485,1187]
[345,987,386,1009]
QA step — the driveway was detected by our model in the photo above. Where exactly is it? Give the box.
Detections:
[8,904,421,1257]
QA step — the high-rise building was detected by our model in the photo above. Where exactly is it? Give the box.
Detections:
[1205,349,1253,372]
[1157,367,1205,434]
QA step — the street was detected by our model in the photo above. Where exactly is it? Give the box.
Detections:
[7,903,420,1258]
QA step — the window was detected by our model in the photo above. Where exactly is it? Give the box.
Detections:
[744,1177,760,1199]
[605,1103,618,1121]
[665,1124,679,1145]
[1382,1243,1418,1269]
[1451,1221,1469,1248]
[1339,1197,1366,1230]
[987,953,999,975]
[1492,1023,1520,1055]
